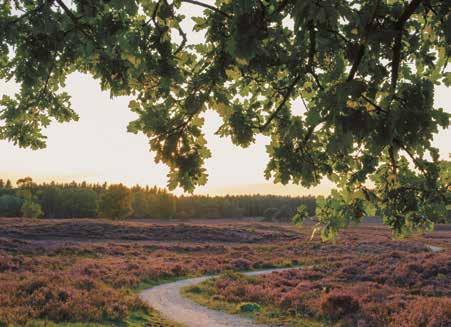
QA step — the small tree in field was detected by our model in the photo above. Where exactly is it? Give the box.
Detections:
[98,184,132,220]
[16,177,42,218]
[21,200,43,219]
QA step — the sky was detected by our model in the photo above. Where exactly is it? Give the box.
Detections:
[0,3,449,196]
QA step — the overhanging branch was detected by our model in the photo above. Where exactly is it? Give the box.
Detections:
[391,0,425,90]
[347,0,380,82]
[181,0,230,18]
[258,74,302,131]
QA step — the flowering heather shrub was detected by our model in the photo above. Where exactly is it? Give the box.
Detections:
[196,227,450,326]
[0,219,309,325]
[390,297,451,327]
[0,218,450,325]
[0,273,145,324]
[320,290,360,320]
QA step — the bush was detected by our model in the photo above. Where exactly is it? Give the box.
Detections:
[21,200,43,218]
[238,302,261,313]
[390,297,451,327]
[320,290,360,320]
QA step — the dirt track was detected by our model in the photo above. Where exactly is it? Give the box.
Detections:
[139,267,299,327]
[139,243,444,327]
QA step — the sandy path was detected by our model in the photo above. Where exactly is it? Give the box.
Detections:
[139,244,444,327]
[426,244,444,253]
[139,267,299,327]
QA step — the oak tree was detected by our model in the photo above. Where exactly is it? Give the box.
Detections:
[1,0,450,236]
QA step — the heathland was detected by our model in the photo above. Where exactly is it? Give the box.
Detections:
[0,217,449,326]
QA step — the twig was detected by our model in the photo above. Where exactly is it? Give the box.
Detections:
[258,74,302,130]
[181,0,230,18]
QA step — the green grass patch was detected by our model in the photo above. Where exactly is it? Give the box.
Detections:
[133,274,195,292]
[182,273,324,327]
[26,309,183,327]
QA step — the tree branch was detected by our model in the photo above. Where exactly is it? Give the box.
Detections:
[54,0,102,50]
[174,25,187,55]
[307,21,323,90]
[361,94,387,113]
[180,0,230,18]
[258,74,302,131]
[391,0,424,90]
[347,0,380,81]
[394,138,427,175]
[4,3,47,28]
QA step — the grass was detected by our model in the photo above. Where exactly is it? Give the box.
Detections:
[134,275,195,293]
[26,309,183,327]
[181,275,323,327]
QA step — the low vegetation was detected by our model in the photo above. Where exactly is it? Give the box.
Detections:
[0,218,302,325]
[1,217,449,326]
[183,227,451,327]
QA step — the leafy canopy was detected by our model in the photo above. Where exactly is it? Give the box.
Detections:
[1,0,450,236]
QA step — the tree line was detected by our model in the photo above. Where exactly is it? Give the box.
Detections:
[0,178,315,220]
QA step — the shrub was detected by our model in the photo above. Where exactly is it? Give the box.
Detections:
[320,290,360,320]
[230,258,253,271]
[21,200,43,218]
[238,302,261,313]
[390,297,451,327]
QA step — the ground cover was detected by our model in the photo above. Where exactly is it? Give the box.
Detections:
[184,226,451,327]
[0,218,449,326]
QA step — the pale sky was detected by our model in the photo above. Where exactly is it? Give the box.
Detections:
[0,3,449,196]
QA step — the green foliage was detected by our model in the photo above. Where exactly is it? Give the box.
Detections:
[21,200,43,218]
[98,184,132,220]
[131,187,176,219]
[238,302,262,313]
[292,205,309,226]
[0,194,23,217]
[0,0,449,233]
[0,178,315,220]
[176,194,315,220]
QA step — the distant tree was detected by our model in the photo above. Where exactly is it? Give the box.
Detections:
[263,207,279,221]
[21,200,43,218]
[16,177,34,189]
[0,194,23,217]
[131,191,149,218]
[98,184,132,220]
[63,188,98,218]
[5,180,12,189]
[38,187,62,218]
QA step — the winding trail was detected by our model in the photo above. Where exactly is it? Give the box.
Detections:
[139,244,444,327]
[139,267,298,327]
[425,244,444,253]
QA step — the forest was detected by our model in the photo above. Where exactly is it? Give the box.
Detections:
[0,177,316,220]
